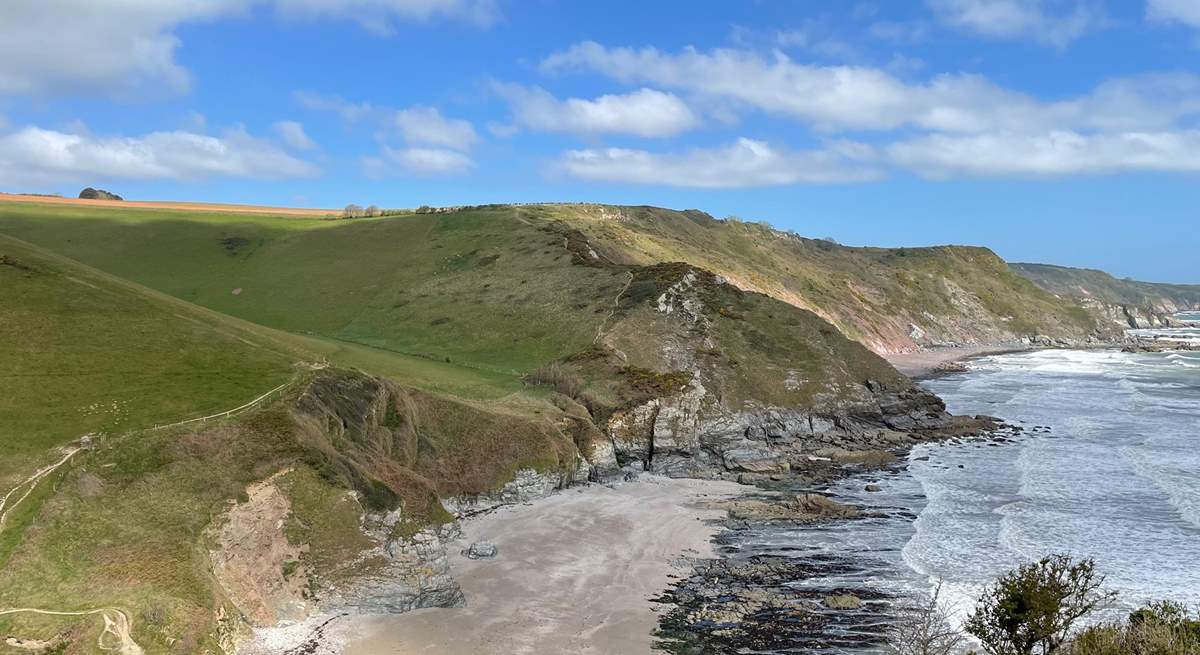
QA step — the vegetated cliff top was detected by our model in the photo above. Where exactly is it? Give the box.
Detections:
[524,204,1112,353]
[1011,262,1200,313]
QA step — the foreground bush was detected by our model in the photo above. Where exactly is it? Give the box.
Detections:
[965,555,1116,655]
[1067,601,1200,655]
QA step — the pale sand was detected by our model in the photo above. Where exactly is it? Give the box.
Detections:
[885,343,1030,378]
[0,193,335,217]
[342,477,743,655]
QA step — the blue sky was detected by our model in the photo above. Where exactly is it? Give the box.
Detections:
[1,0,1198,282]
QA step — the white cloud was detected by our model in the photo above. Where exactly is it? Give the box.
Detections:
[0,124,318,187]
[0,0,234,97]
[494,84,699,137]
[556,138,881,188]
[297,91,478,176]
[1148,0,1200,28]
[296,93,478,150]
[0,0,496,98]
[274,120,317,150]
[926,0,1103,47]
[390,106,478,150]
[888,130,1200,177]
[294,91,375,122]
[271,0,498,32]
[542,43,1200,135]
[363,146,474,176]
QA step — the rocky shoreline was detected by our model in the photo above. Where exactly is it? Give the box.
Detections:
[648,415,1023,653]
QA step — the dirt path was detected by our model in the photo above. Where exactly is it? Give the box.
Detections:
[0,608,142,655]
[0,446,82,534]
[594,271,634,344]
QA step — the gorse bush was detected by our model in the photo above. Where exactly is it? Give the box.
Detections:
[525,362,585,399]
[892,556,1198,655]
[966,555,1116,655]
[1067,601,1200,655]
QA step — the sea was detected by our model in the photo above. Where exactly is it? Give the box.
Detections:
[725,323,1200,652]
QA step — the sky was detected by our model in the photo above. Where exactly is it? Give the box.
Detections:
[1,0,1198,282]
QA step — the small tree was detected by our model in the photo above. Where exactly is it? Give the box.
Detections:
[966,555,1116,655]
[365,204,381,217]
[888,582,965,655]
[343,203,364,218]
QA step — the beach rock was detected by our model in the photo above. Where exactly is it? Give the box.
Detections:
[463,541,497,559]
[823,594,863,610]
[720,493,858,523]
[864,484,881,492]
[722,445,790,474]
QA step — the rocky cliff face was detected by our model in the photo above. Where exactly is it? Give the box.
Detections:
[603,377,961,482]
[1012,262,1200,329]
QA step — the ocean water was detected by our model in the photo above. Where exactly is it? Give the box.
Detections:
[912,348,1200,623]
[737,345,1200,652]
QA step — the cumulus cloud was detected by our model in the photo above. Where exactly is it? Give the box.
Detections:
[297,93,478,175]
[926,0,1104,47]
[296,92,478,150]
[389,106,478,150]
[888,130,1200,177]
[0,124,318,187]
[556,138,881,188]
[1147,0,1200,28]
[363,146,475,177]
[271,0,498,32]
[294,91,375,122]
[494,84,699,137]
[0,0,496,98]
[542,42,1200,135]
[273,120,317,150]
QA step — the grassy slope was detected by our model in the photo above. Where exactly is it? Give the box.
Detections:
[1011,262,1200,311]
[0,234,294,491]
[0,202,626,376]
[524,204,1105,352]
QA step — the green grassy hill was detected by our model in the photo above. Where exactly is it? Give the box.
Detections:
[523,204,1110,351]
[1011,262,1200,315]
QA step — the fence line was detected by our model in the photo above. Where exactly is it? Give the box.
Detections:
[150,381,289,431]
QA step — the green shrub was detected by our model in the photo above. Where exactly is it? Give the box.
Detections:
[965,555,1116,655]
[1068,601,1200,655]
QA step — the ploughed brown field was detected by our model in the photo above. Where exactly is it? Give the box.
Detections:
[0,192,335,217]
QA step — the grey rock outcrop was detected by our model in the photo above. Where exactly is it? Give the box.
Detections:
[327,522,464,613]
[442,467,573,518]
[599,374,959,482]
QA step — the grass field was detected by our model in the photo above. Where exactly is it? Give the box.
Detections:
[0,234,295,491]
[0,202,626,377]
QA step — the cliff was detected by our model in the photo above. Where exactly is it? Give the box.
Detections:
[1011,262,1200,328]
[523,205,1115,354]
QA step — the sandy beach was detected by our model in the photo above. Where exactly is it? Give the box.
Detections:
[884,343,1029,378]
[336,476,742,655]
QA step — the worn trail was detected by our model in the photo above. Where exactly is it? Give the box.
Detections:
[0,608,143,655]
